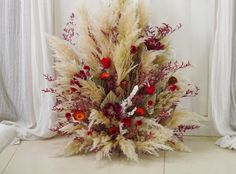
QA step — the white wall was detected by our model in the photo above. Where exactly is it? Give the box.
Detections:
[54,0,217,135]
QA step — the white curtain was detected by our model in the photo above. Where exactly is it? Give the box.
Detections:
[0,0,56,142]
[209,0,236,150]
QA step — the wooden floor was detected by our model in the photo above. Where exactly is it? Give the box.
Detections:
[0,136,235,174]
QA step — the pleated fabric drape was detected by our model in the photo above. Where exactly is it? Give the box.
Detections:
[0,0,57,141]
[209,0,236,150]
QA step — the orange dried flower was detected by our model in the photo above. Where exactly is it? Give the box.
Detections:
[73,110,86,121]
[100,72,110,79]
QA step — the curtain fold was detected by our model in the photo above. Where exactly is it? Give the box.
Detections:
[209,0,236,150]
[0,0,57,140]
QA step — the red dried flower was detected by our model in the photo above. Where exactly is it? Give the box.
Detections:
[145,37,165,51]
[121,118,132,127]
[108,126,119,135]
[77,71,87,79]
[87,131,93,136]
[85,72,91,77]
[65,112,71,121]
[102,103,122,120]
[145,85,155,95]
[168,84,178,92]
[84,65,90,71]
[130,45,137,54]
[99,72,110,79]
[70,87,77,93]
[72,70,88,82]
[70,79,76,85]
[168,76,178,85]
[101,57,112,69]
[120,80,129,89]
[135,107,146,116]
[147,100,154,106]
[136,120,143,126]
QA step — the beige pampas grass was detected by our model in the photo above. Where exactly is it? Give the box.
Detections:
[46,35,80,63]
[136,140,173,157]
[165,111,205,129]
[140,50,163,71]
[113,1,142,84]
[78,79,105,104]
[46,35,81,78]
[59,123,81,134]
[153,125,174,144]
[75,6,102,76]
[113,43,138,84]
[64,140,85,156]
[155,90,185,111]
[89,109,110,129]
[137,0,150,29]
[96,142,113,160]
[118,135,138,161]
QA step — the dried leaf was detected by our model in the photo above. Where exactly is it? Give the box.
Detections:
[100,91,119,108]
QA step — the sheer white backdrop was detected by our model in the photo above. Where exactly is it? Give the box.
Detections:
[0,0,56,146]
[209,0,236,150]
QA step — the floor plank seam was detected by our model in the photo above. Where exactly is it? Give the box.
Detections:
[163,152,166,174]
[1,145,19,174]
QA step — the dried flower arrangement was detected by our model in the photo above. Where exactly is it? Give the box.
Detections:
[44,0,204,161]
